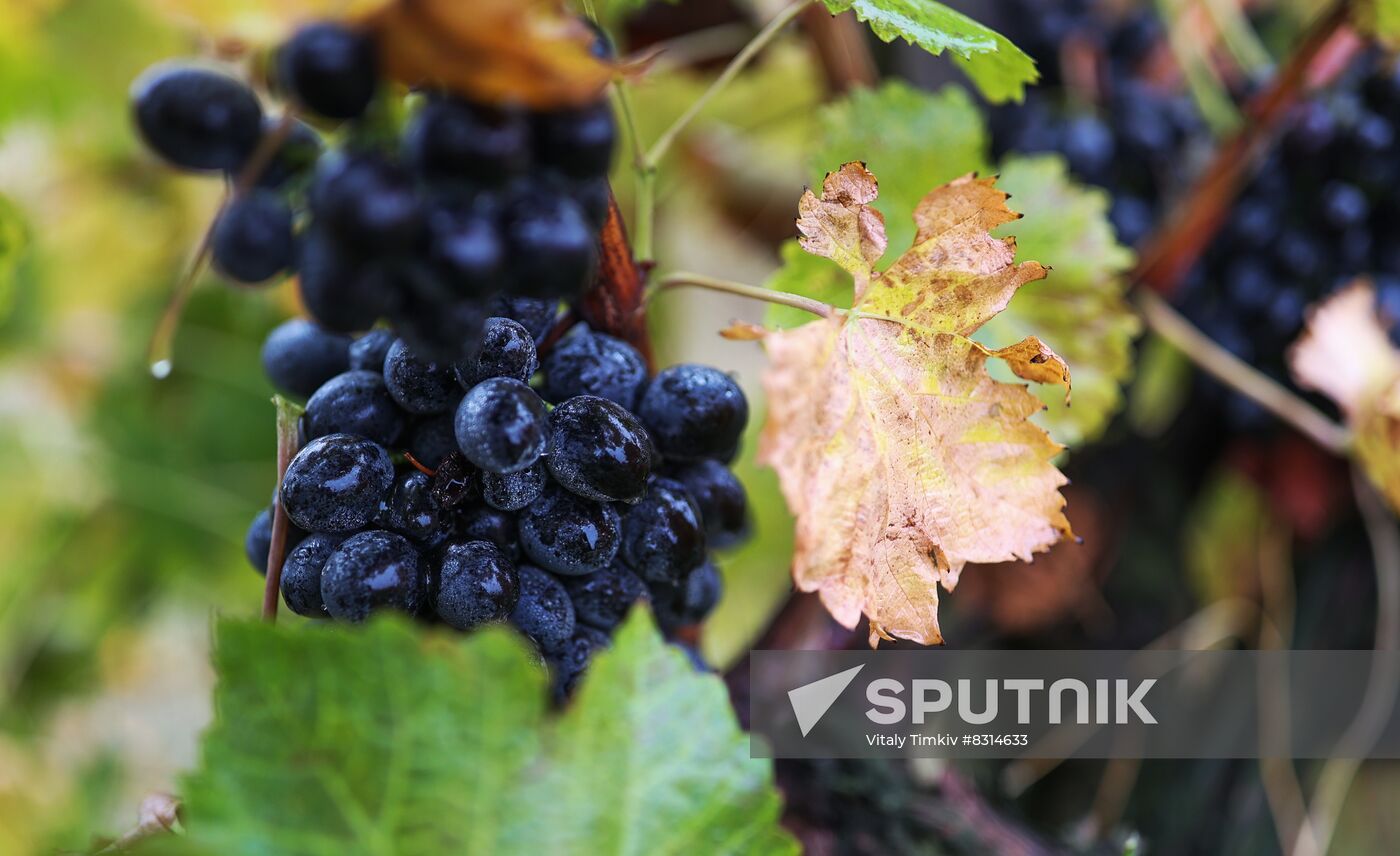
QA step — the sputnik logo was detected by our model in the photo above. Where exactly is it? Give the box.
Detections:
[788,665,865,737]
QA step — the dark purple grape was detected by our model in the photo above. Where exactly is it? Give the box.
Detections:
[212,190,295,284]
[488,296,558,343]
[546,395,652,503]
[533,100,616,179]
[454,377,550,474]
[379,470,443,542]
[454,317,538,387]
[456,504,520,561]
[518,485,621,576]
[131,63,262,171]
[403,97,531,185]
[280,433,394,533]
[277,22,377,120]
[321,530,424,621]
[501,178,596,298]
[655,559,722,631]
[510,565,575,652]
[311,153,424,254]
[281,533,342,616]
[384,338,461,415]
[637,364,748,462]
[261,318,352,399]
[564,563,648,632]
[619,477,705,586]
[304,370,406,447]
[540,325,647,409]
[349,329,396,372]
[430,540,519,630]
[670,459,749,548]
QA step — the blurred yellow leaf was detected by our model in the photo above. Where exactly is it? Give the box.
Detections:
[1289,282,1400,512]
[759,164,1072,646]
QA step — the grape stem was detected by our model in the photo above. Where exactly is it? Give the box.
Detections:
[262,395,304,622]
[651,271,833,319]
[622,0,814,263]
[1136,290,1350,454]
[146,112,300,378]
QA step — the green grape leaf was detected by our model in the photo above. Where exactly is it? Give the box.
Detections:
[981,155,1139,446]
[811,81,990,254]
[819,0,1037,102]
[140,612,793,856]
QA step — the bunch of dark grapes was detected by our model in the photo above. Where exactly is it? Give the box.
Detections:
[243,314,751,698]
[1179,51,1400,427]
[988,0,1205,248]
[130,18,616,361]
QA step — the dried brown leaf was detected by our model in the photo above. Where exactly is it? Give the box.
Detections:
[365,0,613,109]
[760,164,1073,647]
[719,320,769,341]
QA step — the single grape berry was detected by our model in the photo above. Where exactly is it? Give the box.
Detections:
[454,377,550,474]
[637,364,748,461]
[211,190,295,284]
[281,533,342,617]
[311,153,424,254]
[501,179,596,298]
[534,101,617,180]
[425,200,505,298]
[456,505,520,560]
[455,317,538,387]
[670,459,749,548]
[548,625,610,700]
[261,318,352,400]
[379,469,443,542]
[131,63,263,171]
[431,540,520,630]
[404,414,457,471]
[277,23,377,120]
[541,326,648,409]
[564,563,648,632]
[297,229,397,333]
[429,452,481,508]
[510,565,575,652]
[404,97,531,185]
[321,530,424,621]
[384,338,461,415]
[546,395,652,503]
[489,296,558,343]
[481,461,547,511]
[281,433,394,533]
[655,558,722,632]
[349,329,396,372]
[388,284,488,364]
[303,370,406,447]
[518,485,621,576]
[619,477,705,586]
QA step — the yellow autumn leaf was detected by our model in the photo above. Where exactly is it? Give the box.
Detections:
[759,163,1073,647]
[365,0,614,109]
[1288,282,1400,513]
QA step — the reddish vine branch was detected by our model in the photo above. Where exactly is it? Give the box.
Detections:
[1134,1,1361,295]
[262,397,303,622]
